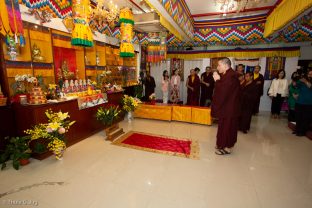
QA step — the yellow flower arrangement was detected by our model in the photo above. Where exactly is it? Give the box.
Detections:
[47,138,66,160]
[48,84,57,90]
[25,109,75,160]
[122,95,141,112]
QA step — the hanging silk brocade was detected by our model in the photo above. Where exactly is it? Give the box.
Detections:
[71,0,93,47]
[119,8,134,57]
[159,32,167,61]
[147,32,167,63]
[5,0,25,46]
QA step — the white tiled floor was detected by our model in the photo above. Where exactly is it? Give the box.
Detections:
[1,113,312,208]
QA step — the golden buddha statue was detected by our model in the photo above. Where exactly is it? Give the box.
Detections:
[32,43,45,62]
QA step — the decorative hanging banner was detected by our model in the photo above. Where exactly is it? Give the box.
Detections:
[71,0,93,47]
[119,7,134,58]
[5,0,25,46]
[159,32,167,61]
[147,32,160,63]
[147,32,167,63]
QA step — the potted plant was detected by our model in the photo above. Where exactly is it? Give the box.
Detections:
[96,105,121,127]
[0,136,31,170]
[96,105,123,141]
[25,110,75,160]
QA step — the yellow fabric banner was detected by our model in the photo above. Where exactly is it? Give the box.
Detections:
[172,106,192,122]
[167,49,300,59]
[191,107,212,125]
[0,0,13,36]
[264,0,312,37]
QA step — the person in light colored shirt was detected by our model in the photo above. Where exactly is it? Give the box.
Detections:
[268,69,289,119]
[162,70,169,104]
[170,69,181,104]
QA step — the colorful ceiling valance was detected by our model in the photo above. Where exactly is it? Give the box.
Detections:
[22,0,72,18]
[158,0,193,39]
[166,11,312,47]
[264,0,312,37]
[167,47,300,59]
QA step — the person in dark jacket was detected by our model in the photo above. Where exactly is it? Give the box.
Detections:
[200,66,215,106]
[253,65,264,115]
[143,71,156,101]
[295,69,312,136]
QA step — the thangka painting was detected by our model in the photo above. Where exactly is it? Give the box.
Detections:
[264,57,286,80]
[170,58,184,81]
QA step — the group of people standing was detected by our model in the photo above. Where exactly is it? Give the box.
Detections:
[185,67,215,106]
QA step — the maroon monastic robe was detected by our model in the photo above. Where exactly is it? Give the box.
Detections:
[239,81,258,132]
[253,73,264,114]
[211,69,240,149]
[186,75,200,106]
[200,72,215,106]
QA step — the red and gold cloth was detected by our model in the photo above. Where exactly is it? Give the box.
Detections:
[113,131,199,159]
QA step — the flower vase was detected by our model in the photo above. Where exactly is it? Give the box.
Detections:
[127,111,133,122]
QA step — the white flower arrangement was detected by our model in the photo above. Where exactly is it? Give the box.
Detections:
[14,74,36,83]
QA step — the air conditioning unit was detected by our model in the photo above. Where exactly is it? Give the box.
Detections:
[134,12,167,33]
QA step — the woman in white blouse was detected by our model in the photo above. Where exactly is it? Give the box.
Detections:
[268,69,289,119]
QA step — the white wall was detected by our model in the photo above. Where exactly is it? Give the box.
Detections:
[150,57,299,111]
[299,46,312,60]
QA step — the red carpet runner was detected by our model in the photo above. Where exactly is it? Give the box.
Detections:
[112,131,199,159]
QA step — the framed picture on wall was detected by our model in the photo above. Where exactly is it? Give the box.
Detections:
[170,58,184,81]
[264,57,286,80]
[210,58,220,70]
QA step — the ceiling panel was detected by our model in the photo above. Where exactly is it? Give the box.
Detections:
[184,0,279,21]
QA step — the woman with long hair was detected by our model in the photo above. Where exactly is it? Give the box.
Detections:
[161,70,169,104]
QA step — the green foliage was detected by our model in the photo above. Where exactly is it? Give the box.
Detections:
[33,142,47,154]
[0,136,31,170]
[134,85,143,99]
[96,105,121,126]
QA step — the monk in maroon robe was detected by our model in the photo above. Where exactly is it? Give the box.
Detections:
[253,65,264,115]
[200,66,215,106]
[239,72,258,133]
[211,58,240,155]
[186,69,200,106]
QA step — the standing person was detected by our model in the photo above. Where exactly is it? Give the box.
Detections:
[200,66,215,106]
[253,65,264,115]
[211,58,240,155]
[295,69,312,136]
[170,69,181,104]
[288,72,300,122]
[268,69,288,119]
[239,72,258,133]
[143,71,156,101]
[238,73,245,86]
[194,67,200,76]
[186,69,200,106]
[161,70,169,104]
[236,64,245,75]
